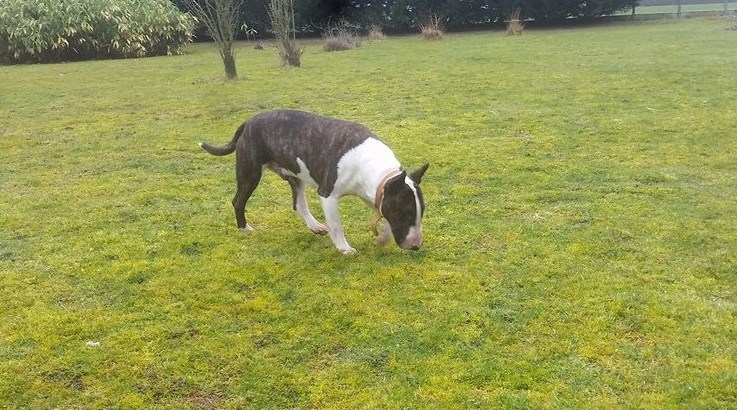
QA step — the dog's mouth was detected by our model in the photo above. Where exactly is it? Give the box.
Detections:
[397,225,423,251]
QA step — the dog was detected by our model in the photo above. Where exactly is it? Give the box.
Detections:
[199,110,429,255]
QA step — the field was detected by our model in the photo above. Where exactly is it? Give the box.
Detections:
[1,18,736,408]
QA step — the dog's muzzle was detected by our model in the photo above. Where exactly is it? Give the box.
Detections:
[400,226,423,250]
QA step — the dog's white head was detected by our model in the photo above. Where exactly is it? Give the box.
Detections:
[379,163,429,250]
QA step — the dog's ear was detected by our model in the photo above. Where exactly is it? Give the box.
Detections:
[385,171,408,193]
[409,163,429,184]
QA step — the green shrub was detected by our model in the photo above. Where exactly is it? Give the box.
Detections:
[0,0,196,64]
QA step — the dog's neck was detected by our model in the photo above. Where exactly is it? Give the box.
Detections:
[374,169,403,213]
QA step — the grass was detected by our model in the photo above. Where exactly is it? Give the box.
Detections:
[2,18,736,408]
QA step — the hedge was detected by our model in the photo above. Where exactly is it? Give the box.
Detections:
[0,0,196,64]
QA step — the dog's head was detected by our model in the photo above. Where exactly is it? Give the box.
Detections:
[380,163,429,250]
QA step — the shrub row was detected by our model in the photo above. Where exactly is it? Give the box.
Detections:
[0,0,196,64]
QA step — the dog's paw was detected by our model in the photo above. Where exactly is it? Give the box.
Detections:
[376,232,391,247]
[339,246,358,255]
[239,223,255,233]
[376,224,391,247]
[308,223,329,235]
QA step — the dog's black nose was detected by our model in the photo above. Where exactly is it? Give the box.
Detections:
[409,245,420,251]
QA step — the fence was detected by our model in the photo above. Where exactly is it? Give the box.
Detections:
[625,0,736,16]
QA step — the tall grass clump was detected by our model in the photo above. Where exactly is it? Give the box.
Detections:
[420,14,445,40]
[0,0,196,64]
[322,21,361,52]
[506,8,525,36]
[728,15,737,30]
[368,26,386,40]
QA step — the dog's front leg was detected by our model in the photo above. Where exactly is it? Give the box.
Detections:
[320,196,357,255]
[376,220,392,247]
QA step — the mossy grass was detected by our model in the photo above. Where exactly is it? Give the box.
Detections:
[2,19,736,408]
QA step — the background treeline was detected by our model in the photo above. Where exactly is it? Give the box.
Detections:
[1,0,639,64]
[175,0,639,38]
[0,0,195,64]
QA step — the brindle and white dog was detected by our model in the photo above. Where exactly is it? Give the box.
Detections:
[199,110,428,255]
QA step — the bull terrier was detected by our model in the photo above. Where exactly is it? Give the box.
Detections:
[199,110,429,255]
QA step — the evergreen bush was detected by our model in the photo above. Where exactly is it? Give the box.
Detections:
[0,0,196,64]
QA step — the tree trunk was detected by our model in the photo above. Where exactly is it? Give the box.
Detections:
[222,49,237,80]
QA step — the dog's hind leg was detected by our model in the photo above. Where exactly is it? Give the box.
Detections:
[232,160,262,232]
[284,176,328,235]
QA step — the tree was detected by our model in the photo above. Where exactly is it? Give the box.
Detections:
[269,0,301,67]
[181,0,243,80]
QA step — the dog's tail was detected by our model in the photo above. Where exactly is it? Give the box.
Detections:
[198,122,246,156]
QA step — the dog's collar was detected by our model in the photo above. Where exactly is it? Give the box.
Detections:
[372,170,402,236]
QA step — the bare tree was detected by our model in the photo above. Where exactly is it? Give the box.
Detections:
[269,0,301,67]
[182,0,243,80]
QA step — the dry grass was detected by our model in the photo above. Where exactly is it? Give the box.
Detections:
[278,40,302,66]
[420,15,445,40]
[506,8,524,36]
[322,23,361,52]
[323,37,360,52]
[728,15,737,30]
[368,26,386,40]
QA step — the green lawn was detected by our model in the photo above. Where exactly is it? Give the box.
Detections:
[1,18,736,408]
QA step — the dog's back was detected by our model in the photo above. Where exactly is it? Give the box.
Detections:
[243,110,376,196]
